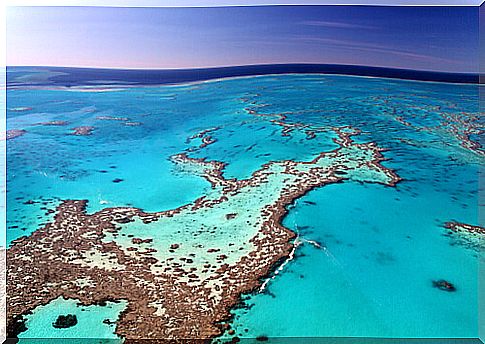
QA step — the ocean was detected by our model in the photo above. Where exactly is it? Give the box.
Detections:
[6,68,483,342]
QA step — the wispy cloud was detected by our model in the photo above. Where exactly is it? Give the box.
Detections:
[293,36,459,65]
[301,20,376,30]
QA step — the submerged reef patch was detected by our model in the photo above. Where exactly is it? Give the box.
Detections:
[366,95,485,160]
[186,126,221,151]
[5,129,27,140]
[71,126,95,136]
[9,106,33,112]
[96,116,130,121]
[52,314,78,329]
[34,120,69,126]
[443,221,484,252]
[432,280,456,292]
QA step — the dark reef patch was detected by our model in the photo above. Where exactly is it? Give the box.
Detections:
[432,279,456,292]
[52,314,78,329]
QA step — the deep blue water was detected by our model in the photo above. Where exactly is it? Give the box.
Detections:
[6,64,479,87]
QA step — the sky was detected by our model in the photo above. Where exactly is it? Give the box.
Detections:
[6,5,480,72]
[5,0,485,5]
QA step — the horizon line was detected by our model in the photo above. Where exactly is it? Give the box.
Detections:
[7,63,480,85]
[7,63,479,75]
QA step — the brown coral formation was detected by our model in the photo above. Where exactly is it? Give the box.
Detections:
[71,126,95,136]
[96,116,130,121]
[369,95,484,158]
[444,221,485,236]
[246,110,305,138]
[443,221,484,252]
[242,98,329,141]
[9,107,32,112]
[7,127,400,341]
[186,127,221,151]
[35,121,69,126]
[5,130,26,140]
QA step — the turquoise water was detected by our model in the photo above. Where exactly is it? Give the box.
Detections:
[6,74,483,340]
[18,297,126,343]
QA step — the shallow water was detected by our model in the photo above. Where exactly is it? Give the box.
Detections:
[6,74,483,340]
[18,297,126,343]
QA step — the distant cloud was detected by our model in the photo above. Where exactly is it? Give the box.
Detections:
[301,20,376,30]
[293,36,459,65]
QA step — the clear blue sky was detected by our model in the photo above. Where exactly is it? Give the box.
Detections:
[7,6,479,72]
